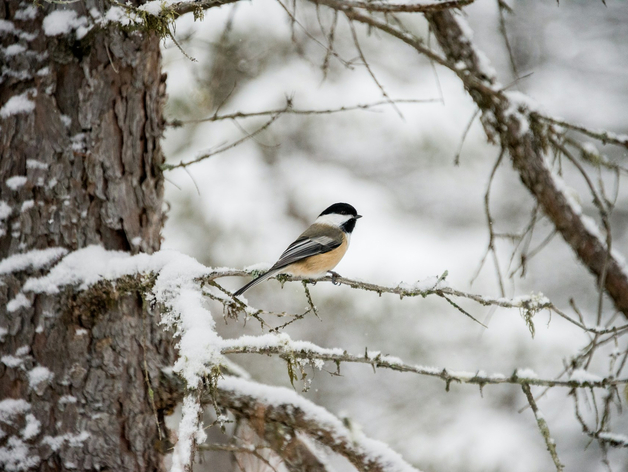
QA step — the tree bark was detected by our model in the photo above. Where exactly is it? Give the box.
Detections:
[0,2,173,471]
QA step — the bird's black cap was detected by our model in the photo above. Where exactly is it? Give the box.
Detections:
[319,203,360,218]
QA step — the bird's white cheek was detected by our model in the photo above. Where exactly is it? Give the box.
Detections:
[315,213,353,227]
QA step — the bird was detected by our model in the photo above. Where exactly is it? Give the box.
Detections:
[233,202,362,297]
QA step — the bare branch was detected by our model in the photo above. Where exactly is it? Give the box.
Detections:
[522,384,565,472]
[166,0,475,16]
[483,149,507,295]
[348,20,403,118]
[167,98,437,127]
[453,108,480,165]
[311,0,455,69]
[561,135,628,174]
[496,0,520,86]
[161,112,282,171]
[275,0,353,67]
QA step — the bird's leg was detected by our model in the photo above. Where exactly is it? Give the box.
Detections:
[328,271,341,285]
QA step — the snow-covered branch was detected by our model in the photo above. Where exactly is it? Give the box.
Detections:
[204,270,628,335]
[10,245,626,471]
[214,376,421,472]
[220,333,628,390]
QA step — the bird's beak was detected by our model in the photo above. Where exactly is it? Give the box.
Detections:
[355,215,363,219]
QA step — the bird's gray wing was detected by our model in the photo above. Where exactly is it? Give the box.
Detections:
[234,226,343,297]
[271,229,342,270]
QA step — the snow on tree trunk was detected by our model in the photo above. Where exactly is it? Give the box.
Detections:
[0,3,173,471]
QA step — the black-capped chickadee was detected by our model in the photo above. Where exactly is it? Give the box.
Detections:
[234,203,362,297]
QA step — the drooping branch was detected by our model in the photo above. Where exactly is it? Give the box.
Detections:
[158,368,332,472]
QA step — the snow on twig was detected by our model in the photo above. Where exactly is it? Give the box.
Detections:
[220,332,628,389]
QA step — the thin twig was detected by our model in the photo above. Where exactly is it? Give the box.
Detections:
[521,383,565,472]
[168,98,437,127]
[275,0,353,67]
[496,0,519,86]
[162,112,282,171]
[561,135,628,174]
[521,383,564,472]
[348,20,403,119]
[536,113,628,150]
[454,108,480,165]
[472,149,506,295]
[321,10,339,78]
[312,0,456,71]
[302,281,321,320]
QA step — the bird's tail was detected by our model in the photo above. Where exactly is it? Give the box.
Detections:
[233,268,281,297]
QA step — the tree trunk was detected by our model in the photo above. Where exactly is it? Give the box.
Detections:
[0,2,173,471]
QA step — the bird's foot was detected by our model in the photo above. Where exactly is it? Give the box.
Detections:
[328,271,341,285]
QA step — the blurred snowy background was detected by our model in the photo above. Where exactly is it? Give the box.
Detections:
[160,1,628,471]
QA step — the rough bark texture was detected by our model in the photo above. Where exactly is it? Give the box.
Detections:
[0,2,173,471]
